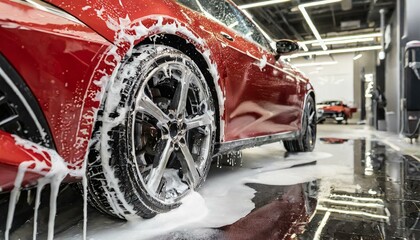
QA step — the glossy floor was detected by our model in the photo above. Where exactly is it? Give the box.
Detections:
[1,124,420,240]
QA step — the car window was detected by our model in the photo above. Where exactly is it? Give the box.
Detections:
[176,0,202,12]
[175,0,272,51]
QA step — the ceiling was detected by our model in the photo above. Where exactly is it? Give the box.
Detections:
[232,0,396,53]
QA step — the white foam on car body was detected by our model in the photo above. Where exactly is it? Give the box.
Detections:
[6,10,225,239]
[85,13,225,220]
[5,135,82,240]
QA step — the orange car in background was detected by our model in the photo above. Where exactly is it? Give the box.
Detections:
[317,100,357,124]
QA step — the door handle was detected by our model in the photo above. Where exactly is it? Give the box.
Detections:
[220,32,234,41]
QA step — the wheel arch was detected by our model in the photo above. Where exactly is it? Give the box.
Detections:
[137,34,223,144]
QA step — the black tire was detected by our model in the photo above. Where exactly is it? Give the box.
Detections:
[283,96,317,152]
[85,44,216,219]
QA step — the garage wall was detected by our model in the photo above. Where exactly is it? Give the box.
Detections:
[292,53,355,104]
[353,51,376,110]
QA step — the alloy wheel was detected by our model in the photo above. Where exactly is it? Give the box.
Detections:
[130,60,215,204]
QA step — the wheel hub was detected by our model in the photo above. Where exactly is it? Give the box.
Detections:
[168,119,186,140]
[169,122,179,138]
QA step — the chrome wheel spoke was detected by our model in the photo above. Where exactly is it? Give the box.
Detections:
[185,114,212,131]
[170,71,193,116]
[177,141,200,187]
[309,111,315,123]
[308,124,313,138]
[308,126,314,145]
[137,96,171,125]
[147,140,173,193]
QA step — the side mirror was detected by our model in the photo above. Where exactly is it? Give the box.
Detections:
[276,40,299,55]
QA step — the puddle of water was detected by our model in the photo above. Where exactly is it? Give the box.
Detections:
[298,139,420,240]
[54,143,333,240]
[10,138,420,240]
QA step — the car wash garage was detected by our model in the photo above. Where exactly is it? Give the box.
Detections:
[0,0,419,239]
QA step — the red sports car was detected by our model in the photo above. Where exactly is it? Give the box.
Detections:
[317,100,357,124]
[0,0,316,223]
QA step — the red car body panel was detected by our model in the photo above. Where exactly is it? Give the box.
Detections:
[0,0,110,164]
[45,0,309,140]
[0,0,313,191]
[0,131,51,191]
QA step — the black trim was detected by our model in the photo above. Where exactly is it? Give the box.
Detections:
[214,130,300,155]
[0,54,55,149]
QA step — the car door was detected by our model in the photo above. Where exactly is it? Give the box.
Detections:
[196,0,301,141]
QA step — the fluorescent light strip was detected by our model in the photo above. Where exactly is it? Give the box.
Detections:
[298,0,342,51]
[238,0,290,9]
[293,61,338,67]
[299,5,328,51]
[300,0,342,8]
[228,21,239,28]
[298,42,309,51]
[312,38,375,46]
[301,32,382,45]
[286,45,382,58]
[353,53,363,60]
[316,206,389,221]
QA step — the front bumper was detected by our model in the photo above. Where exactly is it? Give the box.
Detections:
[317,110,345,122]
[0,130,51,192]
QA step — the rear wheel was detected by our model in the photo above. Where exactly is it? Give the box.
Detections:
[283,96,316,152]
[85,45,216,219]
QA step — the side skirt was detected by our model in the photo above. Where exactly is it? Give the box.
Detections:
[214,130,300,156]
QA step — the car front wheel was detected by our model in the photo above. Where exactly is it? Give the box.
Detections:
[85,44,216,219]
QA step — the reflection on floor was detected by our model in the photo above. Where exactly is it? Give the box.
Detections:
[216,139,420,240]
[1,125,420,240]
[221,181,318,240]
[319,137,349,144]
[298,140,420,240]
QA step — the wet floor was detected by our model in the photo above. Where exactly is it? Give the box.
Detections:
[1,125,420,240]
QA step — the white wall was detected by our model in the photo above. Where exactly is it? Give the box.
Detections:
[291,53,355,105]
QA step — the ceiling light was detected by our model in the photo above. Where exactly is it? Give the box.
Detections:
[290,6,299,12]
[301,32,382,45]
[238,0,290,9]
[228,21,239,28]
[297,0,342,51]
[300,0,342,8]
[298,5,328,50]
[285,45,382,58]
[353,53,363,60]
[298,42,309,51]
[312,38,375,46]
[293,61,338,67]
[378,51,386,60]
